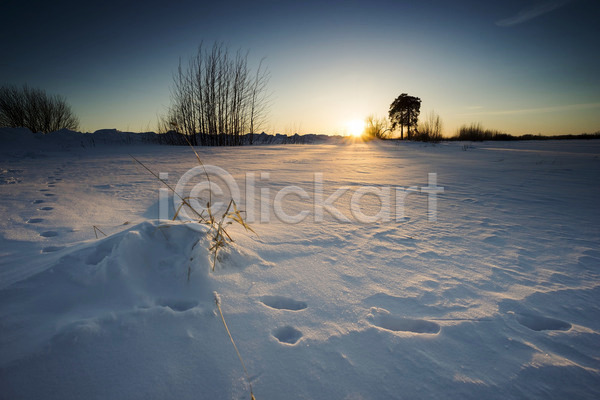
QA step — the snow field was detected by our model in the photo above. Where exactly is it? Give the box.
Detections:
[1,128,599,399]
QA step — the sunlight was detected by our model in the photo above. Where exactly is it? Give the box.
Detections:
[346,119,365,137]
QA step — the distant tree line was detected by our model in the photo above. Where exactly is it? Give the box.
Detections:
[361,92,600,142]
[453,123,511,141]
[363,92,597,142]
[0,85,79,133]
[449,124,600,141]
[159,42,270,146]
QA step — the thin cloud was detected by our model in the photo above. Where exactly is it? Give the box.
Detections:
[496,0,572,27]
[458,102,600,116]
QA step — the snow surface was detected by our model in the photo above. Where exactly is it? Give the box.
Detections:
[1,128,599,399]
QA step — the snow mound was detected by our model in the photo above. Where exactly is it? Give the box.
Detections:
[0,220,264,399]
[1,221,214,360]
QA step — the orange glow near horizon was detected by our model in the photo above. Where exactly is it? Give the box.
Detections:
[346,119,365,137]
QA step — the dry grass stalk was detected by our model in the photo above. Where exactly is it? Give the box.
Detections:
[93,225,107,239]
[214,292,256,400]
[131,144,255,272]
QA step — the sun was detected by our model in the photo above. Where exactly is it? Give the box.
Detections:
[346,119,365,137]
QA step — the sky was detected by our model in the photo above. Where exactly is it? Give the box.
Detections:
[1,0,599,136]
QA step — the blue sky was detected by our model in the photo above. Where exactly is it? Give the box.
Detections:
[1,0,599,135]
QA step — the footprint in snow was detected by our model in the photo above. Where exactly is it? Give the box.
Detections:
[40,231,59,237]
[260,296,306,345]
[27,218,44,224]
[38,206,53,211]
[156,299,198,312]
[44,193,55,197]
[42,246,64,253]
[260,295,307,311]
[273,326,303,345]
[516,313,571,332]
[32,199,44,204]
[368,308,440,334]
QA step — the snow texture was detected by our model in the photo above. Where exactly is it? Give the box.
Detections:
[0,128,599,399]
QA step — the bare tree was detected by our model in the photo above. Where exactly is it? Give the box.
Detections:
[364,114,391,139]
[416,111,443,142]
[0,85,79,133]
[162,42,270,146]
[0,86,26,128]
[248,58,270,145]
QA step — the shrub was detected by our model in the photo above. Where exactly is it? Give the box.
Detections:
[415,111,443,142]
[363,114,390,139]
[0,85,79,133]
[455,123,512,141]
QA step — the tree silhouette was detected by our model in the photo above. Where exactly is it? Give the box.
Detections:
[363,114,390,139]
[389,93,421,140]
[0,85,79,133]
[160,42,270,146]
